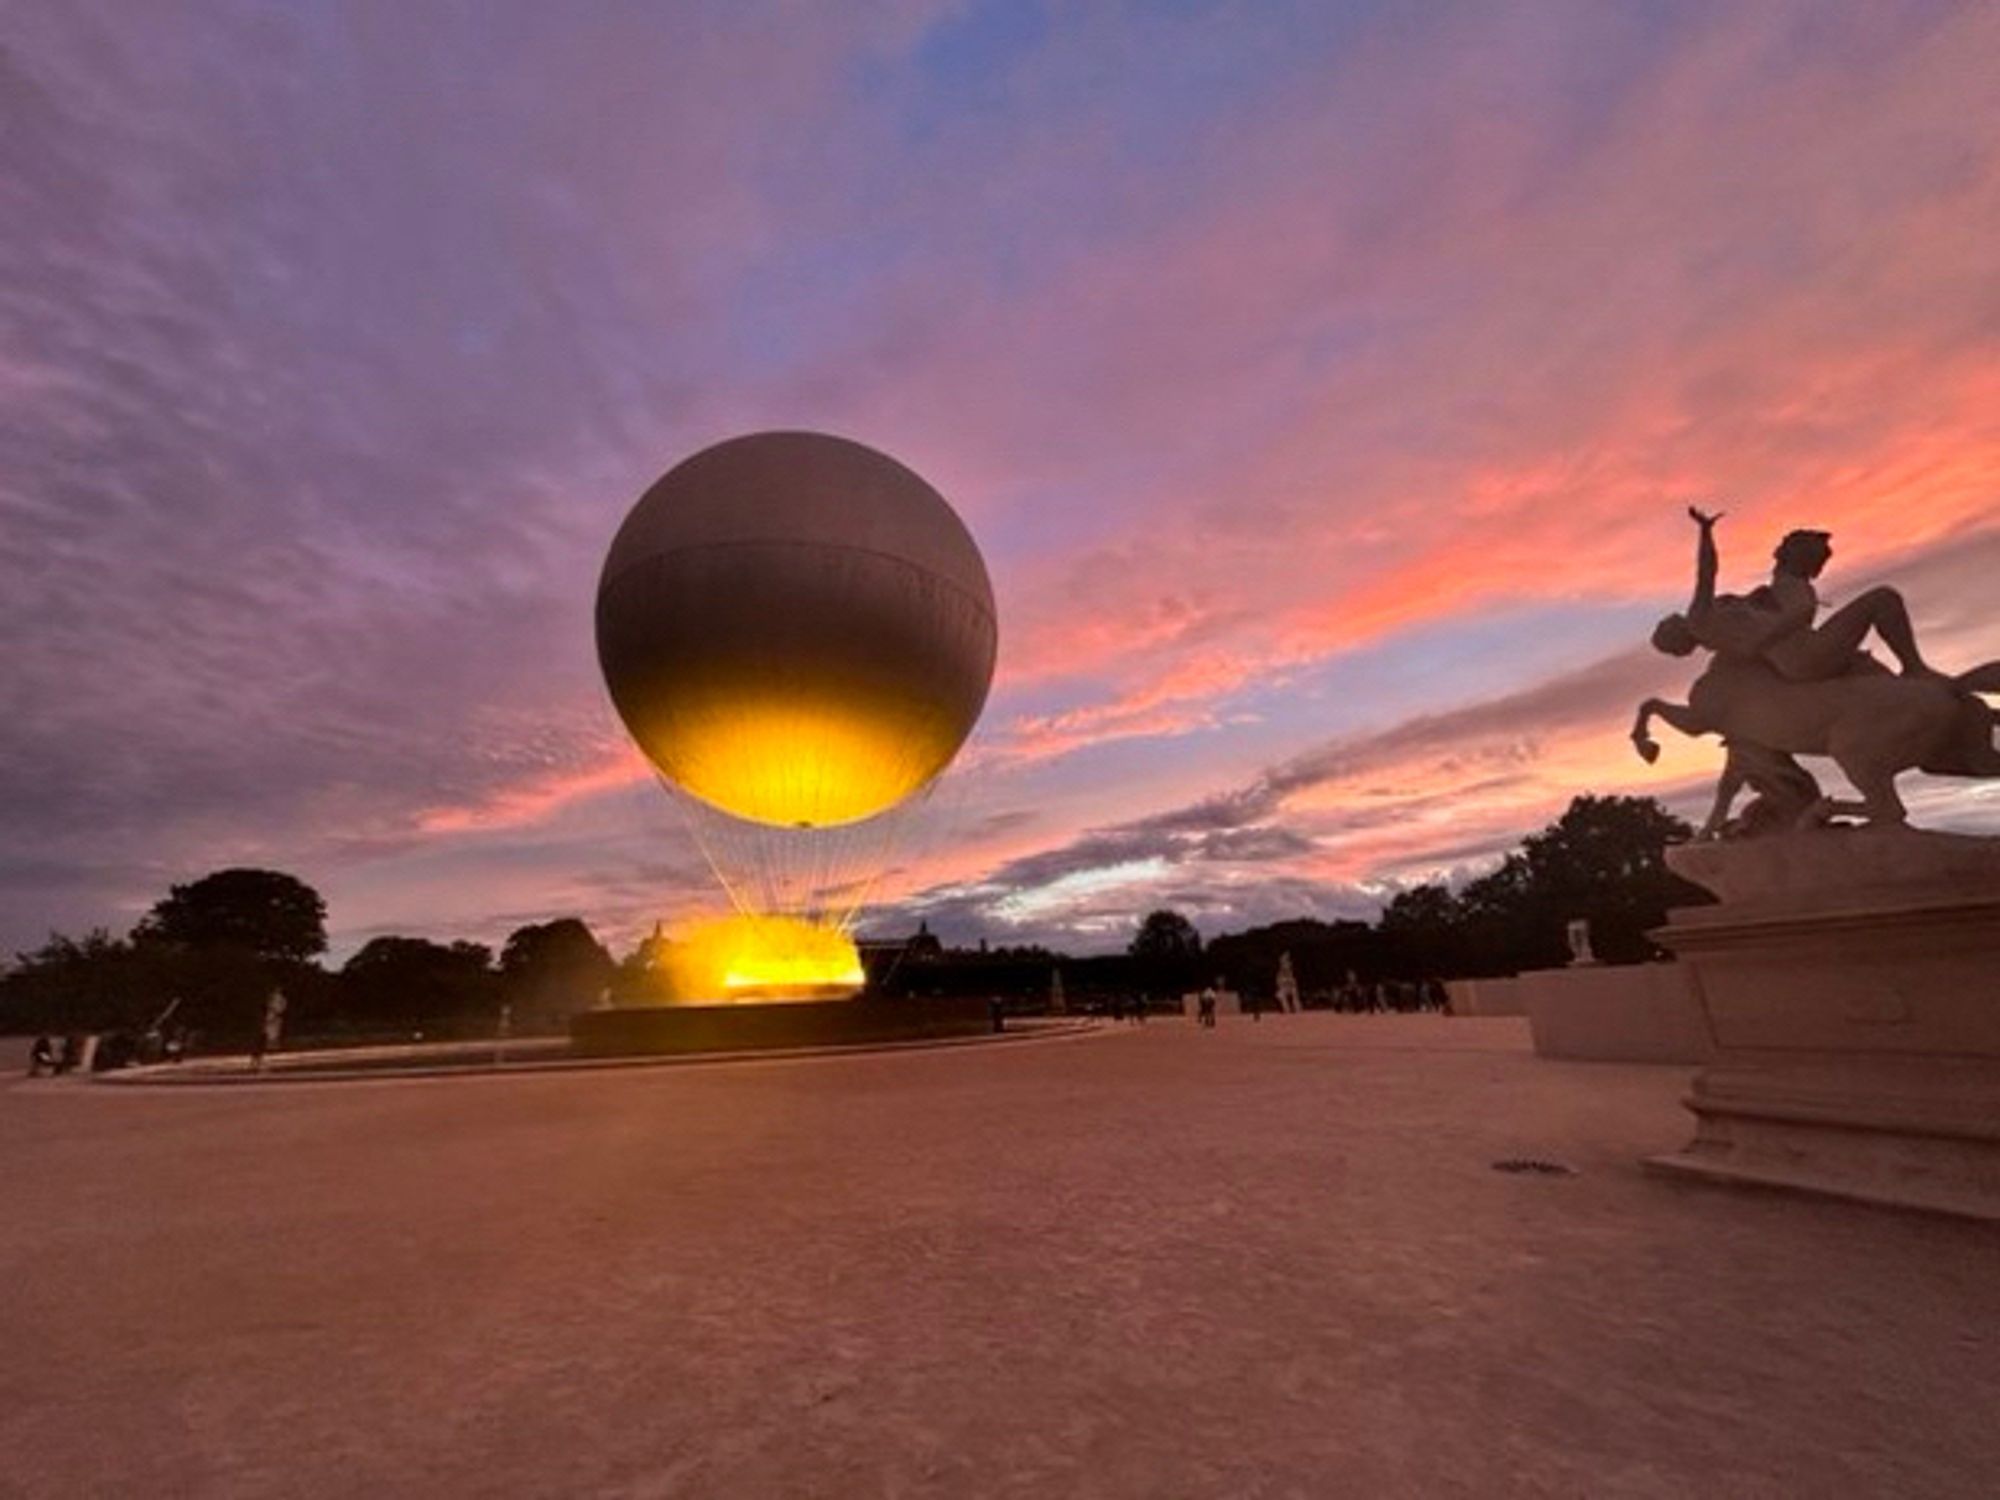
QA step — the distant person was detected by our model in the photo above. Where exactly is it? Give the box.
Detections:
[987,996,1005,1034]
[1109,994,1126,1024]
[28,1035,56,1077]
[1198,983,1218,1029]
[255,989,288,1071]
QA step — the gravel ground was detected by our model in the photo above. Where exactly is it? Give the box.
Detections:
[2,1014,1994,1498]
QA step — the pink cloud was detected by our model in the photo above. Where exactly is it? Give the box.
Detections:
[393,0,2000,879]
[898,2,2000,763]
[413,747,651,836]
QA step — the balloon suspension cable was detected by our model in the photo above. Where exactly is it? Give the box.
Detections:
[660,774,760,919]
[660,772,929,937]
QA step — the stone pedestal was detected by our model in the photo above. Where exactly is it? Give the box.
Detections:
[1647,827,2000,1220]
[1444,977,1527,1017]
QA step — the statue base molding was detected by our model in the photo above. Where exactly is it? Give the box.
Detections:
[1647,827,2000,1220]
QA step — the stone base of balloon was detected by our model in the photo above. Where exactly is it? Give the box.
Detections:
[1645,827,2000,1221]
[569,995,996,1059]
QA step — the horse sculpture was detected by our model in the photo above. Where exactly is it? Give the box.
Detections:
[1634,655,2000,835]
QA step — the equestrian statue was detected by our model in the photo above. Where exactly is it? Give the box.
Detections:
[1631,508,2000,837]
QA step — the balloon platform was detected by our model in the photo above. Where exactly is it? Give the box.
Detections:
[569,996,996,1059]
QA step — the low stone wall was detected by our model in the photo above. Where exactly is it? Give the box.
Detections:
[1445,978,1527,1017]
[1518,963,1711,1065]
[571,996,995,1058]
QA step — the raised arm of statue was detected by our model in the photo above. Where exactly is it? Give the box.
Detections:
[1687,506,1722,614]
[1658,507,1821,663]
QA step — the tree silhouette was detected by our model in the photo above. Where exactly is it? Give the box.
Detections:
[118,869,330,1042]
[1129,909,1201,959]
[1376,795,1702,976]
[137,868,327,963]
[1206,917,1385,996]
[1378,885,1465,977]
[1510,794,1701,964]
[1128,909,1202,997]
[500,919,613,1029]
[340,937,496,1031]
[610,929,674,1006]
[0,930,167,1033]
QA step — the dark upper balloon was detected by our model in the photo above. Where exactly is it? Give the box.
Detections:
[596,432,998,828]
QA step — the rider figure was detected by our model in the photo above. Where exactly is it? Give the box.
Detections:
[1651,507,1936,680]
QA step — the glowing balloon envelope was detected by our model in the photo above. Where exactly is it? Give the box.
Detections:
[596,431,997,829]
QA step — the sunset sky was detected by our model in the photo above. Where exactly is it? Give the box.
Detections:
[4,0,1997,960]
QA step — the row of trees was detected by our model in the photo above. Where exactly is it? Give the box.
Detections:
[874,793,1700,1006]
[1377,794,1703,974]
[1123,794,1705,998]
[0,870,617,1047]
[2,793,1704,1042]
[1123,795,1703,998]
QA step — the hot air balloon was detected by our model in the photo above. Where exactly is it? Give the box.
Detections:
[596,431,996,998]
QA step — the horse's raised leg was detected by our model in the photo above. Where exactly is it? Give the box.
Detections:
[1632,698,1707,763]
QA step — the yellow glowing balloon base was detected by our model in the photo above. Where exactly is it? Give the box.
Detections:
[659,697,944,829]
[663,914,865,1004]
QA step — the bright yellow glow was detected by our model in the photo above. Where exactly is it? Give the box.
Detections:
[662,915,865,1002]
[656,698,947,828]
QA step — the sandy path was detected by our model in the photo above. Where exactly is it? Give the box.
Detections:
[2,1015,1993,1497]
